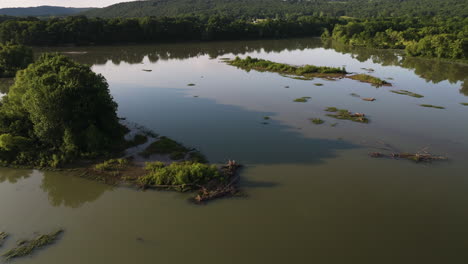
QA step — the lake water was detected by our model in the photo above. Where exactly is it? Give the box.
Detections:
[1,38,468,263]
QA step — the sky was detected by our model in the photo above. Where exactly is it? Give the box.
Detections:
[0,0,141,8]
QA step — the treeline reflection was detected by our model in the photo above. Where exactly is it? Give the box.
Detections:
[35,38,467,96]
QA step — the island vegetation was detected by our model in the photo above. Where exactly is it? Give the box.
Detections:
[0,51,242,203]
[390,90,424,98]
[228,56,346,77]
[310,118,324,125]
[2,230,63,260]
[294,97,311,103]
[420,104,445,109]
[0,54,126,167]
[325,107,369,123]
[347,74,390,86]
[226,56,395,86]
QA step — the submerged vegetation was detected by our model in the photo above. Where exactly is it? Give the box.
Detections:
[390,90,424,98]
[139,136,190,160]
[2,229,63,260]
[0,232,7,247]
[228,56,346,78]
[293,96,311,103]
[461,103,468,106]
[370,152,447,163]
[420,104,445,109]
[310,118,324,125]
[347,74,390,86]
[126,134,148,148]
[325,107,369,123]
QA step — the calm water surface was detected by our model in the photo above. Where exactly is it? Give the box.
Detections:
[1,38,468,263]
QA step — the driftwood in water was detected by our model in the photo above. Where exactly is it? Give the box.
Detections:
[369,152,447,162]
[193,160,242,204]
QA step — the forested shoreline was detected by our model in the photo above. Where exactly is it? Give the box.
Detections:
[325,17,468,61]
[0,16,338,45]
[0,15,465,61]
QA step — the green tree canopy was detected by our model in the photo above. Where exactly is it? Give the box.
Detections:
[0,54,125,167]
[0,43,33,77]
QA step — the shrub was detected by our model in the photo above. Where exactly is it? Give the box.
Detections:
[139,161,220,187]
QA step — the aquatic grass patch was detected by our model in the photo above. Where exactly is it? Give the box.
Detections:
[420,104,445,109]
[350,93,360,97]
[314,83,324,86]
[347,74,390,86]
[325,107,369,123]
[138,161,220,189]
[228,57,347,79]
[390,90,424,98]
[0,232,7,247]
[2,230,63,260]
[281,75,313,80]
[94,158,129,172]
[187,83,195,86]
[461,103,468,106]
[126,134,148,148]
[325,107,339,112]
[310,118,324,125]
[263,116,270,120]
[294,96,311,103]
[139,136,189,159]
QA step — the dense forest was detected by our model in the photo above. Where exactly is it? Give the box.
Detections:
[326,17,468,60]
[0,6,93,17]
[0,15,338,45]
[83,0,468,19]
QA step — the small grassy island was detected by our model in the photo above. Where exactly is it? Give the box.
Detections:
[227,56,347,79]
[390,90,424,98]
[347,74,391,86]
[293,96,311,103]
[2,230,63,261]
[420,104,445,109]
[325,107,369,123]
[310,118,325,125]
[0,53,241,204]
[226,57,392,86]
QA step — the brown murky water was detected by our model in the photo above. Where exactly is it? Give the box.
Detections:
[0,38,467,263]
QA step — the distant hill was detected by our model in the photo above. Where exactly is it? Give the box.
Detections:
[0,6,94,17]
[82,0,468,18]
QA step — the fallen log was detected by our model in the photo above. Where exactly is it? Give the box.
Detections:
[369,152,447,162]
[192,160,242,204]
